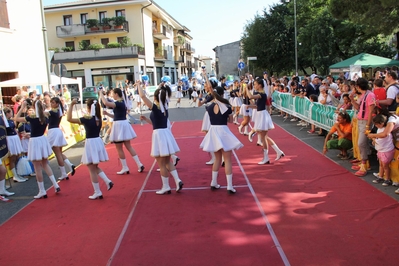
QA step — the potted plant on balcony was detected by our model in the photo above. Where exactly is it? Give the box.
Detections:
[113,16,126,29]
[86,19,99,31]
[101,17,112,30]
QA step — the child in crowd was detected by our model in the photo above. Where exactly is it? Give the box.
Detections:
[373,79,387,101]
[367,114,395,186]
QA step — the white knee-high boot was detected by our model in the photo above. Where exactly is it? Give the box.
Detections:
[0,179,14,196]
[211,171,220,190]
[34,181,47,199]
[89,182,103,199]
[258,149,270,165]
[156,176,171,195]
[170,170,183,192]
[206,152,215,165]
[117,158,130,175]
[98,171,113,190]
[271,144,285,161]
[226,174,236,194]
[12,168,26,183]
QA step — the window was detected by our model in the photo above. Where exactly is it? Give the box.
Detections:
[63,15,72,26]
[101,38,109,46]
[115,9,125,17]
[65,41,75,51]
[80,13,88,24]
[117,37,124,44]
[0,0,10,28]
[99,11,107,22]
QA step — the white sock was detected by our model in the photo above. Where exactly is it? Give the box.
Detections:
[64,159,73,168]
[132,155,142,167]
[98,171,111,183]
[92,182,101,194]
[170,169,181,183]
[60,166,67,177]
[48,175,59,188]
[226,174,233,190]
[211,171,218,186]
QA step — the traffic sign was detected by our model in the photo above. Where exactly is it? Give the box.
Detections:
[238,62,245,69]
[248,57,257,60]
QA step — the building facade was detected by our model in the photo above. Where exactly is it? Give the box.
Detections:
[45,0,196,88]
[213,41,241,78]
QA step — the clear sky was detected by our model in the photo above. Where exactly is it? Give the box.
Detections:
[43,0,280,59]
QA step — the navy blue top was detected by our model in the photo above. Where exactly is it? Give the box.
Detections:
[0,117,9,158]
[79,116,101,139]
[6,120,17,136]
[255,92,267,111]
[106,98,114,110]
[206,102,232,125]
[48,109,62,129]
[243,96,250,105]
[26,116,48,137]
[230,88,239,98]
[113,100,127,121]
[17,122,31,133]
[204,93,213,104]
[150,103,168,130]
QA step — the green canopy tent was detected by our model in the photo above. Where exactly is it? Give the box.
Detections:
[329,53,399,73]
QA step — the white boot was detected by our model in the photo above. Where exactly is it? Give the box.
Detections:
[238,124,244,134]
[0,179,15,196]
[89,182,103,199]
[206,152,215,165]
[248,131,256,142]
[34,181,47,199]
[132,155,144,172]
[98,172,113,191]
[156,176,171,195]
[210,171,220,190]
[271,144,285,161]
[170,170,183,192]
[258,149,270,165]
[226,174,236,194]
[117,158,130,175]
[243,126,249,135]
[12,168,27,183]
[58,166,69,180]
[172,155,180,166]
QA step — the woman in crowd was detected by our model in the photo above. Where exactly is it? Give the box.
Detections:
[99,87,144,174]
[67,98,113,200]
[200,77,243,194]
[15,100,60,199]
[47,97,76,180]
[3,107,26,183]
[349,78,376,176]
[138,81,183,195]
[322,111,353,159]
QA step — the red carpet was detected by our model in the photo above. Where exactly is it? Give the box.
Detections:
[1,121,399,265]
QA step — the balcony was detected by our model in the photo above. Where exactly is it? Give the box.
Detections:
[56,22,129,38]
[152,24,172,40]
[52,46,145,64]
[154,49,167,61]
[175,56,184,63]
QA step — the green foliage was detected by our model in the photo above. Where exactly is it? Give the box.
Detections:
[61,46,73,52]
[49,47,60,53]
[106,42,121,48]
[101,17,113,27]
[133,43,144,51]
[86,19,99,28]
[113,16,126,26]
[87,43,104,51]
[79,40,90,50]
[120,36,132,47]
[178,35,185,44]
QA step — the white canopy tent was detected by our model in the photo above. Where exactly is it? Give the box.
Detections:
[0,74,83,108]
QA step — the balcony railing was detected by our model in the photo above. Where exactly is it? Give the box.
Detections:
[152,24,172,40]
[56,22,129,38]
[52,46,144,63]
[154,49,167,61]
[175,56,184,62]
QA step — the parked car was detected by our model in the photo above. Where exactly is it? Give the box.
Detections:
[82,86,99,102]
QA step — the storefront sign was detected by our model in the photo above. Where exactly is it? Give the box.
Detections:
[92,68,131,75]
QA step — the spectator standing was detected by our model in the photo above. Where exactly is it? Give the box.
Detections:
[378,71,399,113]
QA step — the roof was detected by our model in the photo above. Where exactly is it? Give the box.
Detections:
[329,53,399,71]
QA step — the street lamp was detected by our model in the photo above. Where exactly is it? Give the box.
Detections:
[286,0,298,76]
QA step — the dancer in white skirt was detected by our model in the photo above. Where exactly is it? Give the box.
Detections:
[190,80,199,107]
[0,111,15,197]
[15,100,60,199]
[3,107,26,183]
[238,82,254,135]
[198,79,217,164]
[200,79,243,194]
[102,90,114,144]
[231,80,242,125]
[138,82,183,194]
[175,80,183,108]
[47,97,76,180]
[247,77,284,164]
[99,87,144,174]
[67,98,113,200]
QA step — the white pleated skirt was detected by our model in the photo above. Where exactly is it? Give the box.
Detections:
[254,110,275,131]
[28,135,53,161]
[151,128,180,157]
[134,95,142,102]
[239,104,252,117]
[191,91,198,98]
[229,98,234,106]
[81,137,109,165]
[47,128,67,147]
[175,91,183,98]
[6,135,24,156]
[232,97,242,107]
[201,111,211,132]
[110,120,137,142]
[200,125,243,152]
[252,109,258,120]
[21,138,29,153]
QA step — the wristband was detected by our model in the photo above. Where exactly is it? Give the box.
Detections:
[199,98,203,102]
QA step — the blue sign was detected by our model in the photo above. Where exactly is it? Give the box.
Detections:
[238,62,245,69]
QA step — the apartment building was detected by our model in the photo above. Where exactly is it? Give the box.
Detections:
[45,0,196,88]
[0,0,49,104]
